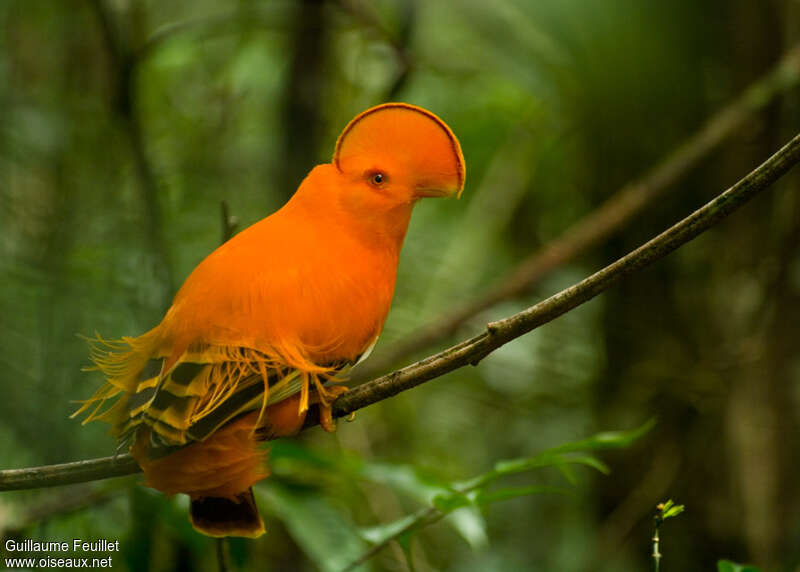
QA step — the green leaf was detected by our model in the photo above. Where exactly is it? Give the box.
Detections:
[449,506,489,550]
[656,499,685,521]
[474,485,570,505]
[360,462,449,504]
[359,461,487,548]
[555,460,579,485]
[425,494,489,550]
[432,491,473,513]
[662,502,685,520]
[547,418,656,454]
[351,423,648,564]
[716,559,762,572]
[396,530,416,571]
[491,453,608,482]
[360,513,419,546]
[564,454,611,475]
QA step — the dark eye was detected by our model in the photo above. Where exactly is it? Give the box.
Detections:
[369,172,385,186]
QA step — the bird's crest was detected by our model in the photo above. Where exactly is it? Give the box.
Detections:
[333,102,465,197]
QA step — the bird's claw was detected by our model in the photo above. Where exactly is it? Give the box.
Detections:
[317,385,349,433]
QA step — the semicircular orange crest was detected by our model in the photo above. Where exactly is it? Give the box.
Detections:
[333,103,466,197]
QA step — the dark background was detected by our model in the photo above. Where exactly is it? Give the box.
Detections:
[1,1,799,570]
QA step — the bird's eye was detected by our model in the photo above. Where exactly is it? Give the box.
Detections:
[369,172,386,187]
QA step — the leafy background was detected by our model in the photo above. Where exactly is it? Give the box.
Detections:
[1,0,799,570]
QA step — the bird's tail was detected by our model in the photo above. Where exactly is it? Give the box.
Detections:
[189,488,266,538]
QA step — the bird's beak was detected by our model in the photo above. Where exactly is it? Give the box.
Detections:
[414,182,463,199]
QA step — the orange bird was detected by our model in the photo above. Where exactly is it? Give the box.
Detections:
[74,103,465,538]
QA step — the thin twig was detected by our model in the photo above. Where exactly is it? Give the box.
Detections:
[355,43,800,379]
[220,200,239,243]
[216,538,231,572]
[590,443,681,564]
[652,501,685,571]
[1,132,798,492]
[653,523,661,572]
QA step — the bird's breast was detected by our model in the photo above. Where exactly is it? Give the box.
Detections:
[163,221,399,366]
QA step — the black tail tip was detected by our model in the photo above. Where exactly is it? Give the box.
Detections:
[190,488,266,538]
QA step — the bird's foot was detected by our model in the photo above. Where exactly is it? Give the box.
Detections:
[316,384,349,433]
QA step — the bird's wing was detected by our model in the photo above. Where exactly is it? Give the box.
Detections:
[75,334,373,457]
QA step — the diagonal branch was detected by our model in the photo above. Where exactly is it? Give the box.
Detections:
[355,43,800,379]
[2,131,799,493]
[332,131,800,413]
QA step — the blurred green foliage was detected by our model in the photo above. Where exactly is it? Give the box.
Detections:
[717,561,762,572]
[2,0,799,570]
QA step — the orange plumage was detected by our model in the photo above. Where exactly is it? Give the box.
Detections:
[75,103,465,537]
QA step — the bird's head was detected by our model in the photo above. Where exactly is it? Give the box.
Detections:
[332,103,465,208]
